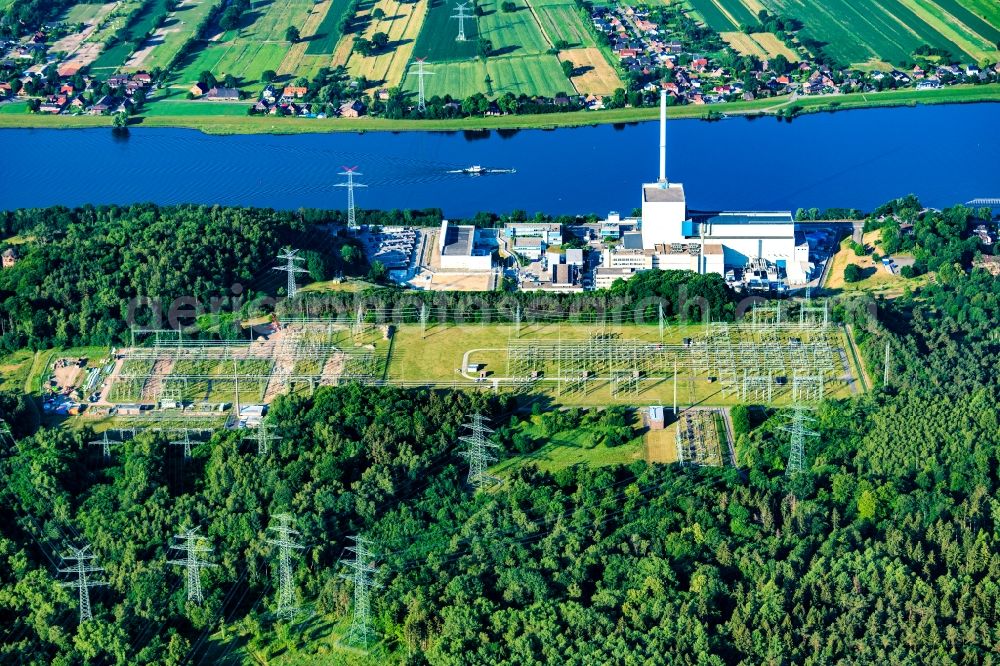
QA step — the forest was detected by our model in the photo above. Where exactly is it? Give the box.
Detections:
[2,198,999,663]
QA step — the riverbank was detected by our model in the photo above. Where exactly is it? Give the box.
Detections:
[0,84,997,134]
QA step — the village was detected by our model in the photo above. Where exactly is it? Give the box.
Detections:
[1,0,997,122]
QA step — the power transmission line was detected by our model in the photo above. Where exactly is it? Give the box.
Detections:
[89,431,114,461]
[244,423,281,457]
[336,167,367,230]
[267,513,305,621]
[458,413,499,489]
[340,535,380,650]
[273,247,308,299]
[782,405,818,476]
[58,544,108,625]
[414,58,432,111]
[169,430,194,461]
[451,2,470,41]
[168,526,217,604]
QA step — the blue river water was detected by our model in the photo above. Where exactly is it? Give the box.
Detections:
[1,103,997,216]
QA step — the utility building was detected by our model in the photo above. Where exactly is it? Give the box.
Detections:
[640,91,813,284]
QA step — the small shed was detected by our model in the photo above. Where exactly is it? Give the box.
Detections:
[647,405,665,430]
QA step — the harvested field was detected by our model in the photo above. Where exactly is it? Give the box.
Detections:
[304,0,355,54]
[645,427,678,464]
[343,0,429,88]
[561,47,622,94]
[721,31,799,61]
[278,0,334,75]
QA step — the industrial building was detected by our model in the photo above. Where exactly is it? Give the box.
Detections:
[438,220,493,271]
[639,91,813,285]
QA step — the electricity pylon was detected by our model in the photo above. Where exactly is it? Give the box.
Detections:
[244,422,281,456]
[267,514,305,621]
[451,2,470,41]
[340,535,380,650]
[273,247,308,299]
[414,58,432,111]
[782,405,818,476]
[336,167,367,230]
[58,545,107,625]
[458,413,499,488]
[169,430,194,461]
[89,431,114,461]
[168,526,217,604]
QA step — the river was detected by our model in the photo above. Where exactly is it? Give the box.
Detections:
[1,103,997,216]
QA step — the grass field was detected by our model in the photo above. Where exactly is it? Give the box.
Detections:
[477,0,551,55]
[411,0,479,61]
[8,82,998,133]
[531,0,595,48]
[172,0,319,87]
[687,0,758,31]
[824,232,931,294]
[63,1,115,24]
[763,0,999,67]
[342,0,429,88]
[492,413,646,475]
[89,0,170,72]
[401,52,573,97]
[385,320,857,406]
[123,0,219,72]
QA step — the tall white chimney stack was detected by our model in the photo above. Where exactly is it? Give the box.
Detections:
[658,89,667,185]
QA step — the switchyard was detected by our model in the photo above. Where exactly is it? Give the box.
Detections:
[92,299,862,430]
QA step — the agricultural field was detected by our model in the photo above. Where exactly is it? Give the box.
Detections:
[720,31,799,60]
[531,0,596,48]
[278,0,342,77]
[341,0,429,88]
[122,0,218,72]
[410,0,479,61]
[401,53,573,97]
[477,0,551,55]
[172,0,318,87]
[761,0,1000,67]
[50,2,116,74]
[62,1,115,24]
[687,0,759,31]
[89,0,170,73]
[561,46,623,94]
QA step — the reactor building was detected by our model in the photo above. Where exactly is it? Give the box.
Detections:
[634,91,812,285]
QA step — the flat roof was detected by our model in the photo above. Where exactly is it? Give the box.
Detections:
[442,225,474,256]
[706,211,794,225]
[703,243,724,255]
[622,231,644,249]
[643,183,686,203]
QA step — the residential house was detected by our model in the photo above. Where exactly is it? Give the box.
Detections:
[39,94,66,113]
[283,85,308,98]
[133,72,152,84]
[89,95,116,114]
[0,82,10,97]
[339,99,366,117]
[205,86,240,101]
[189,82,206,97]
